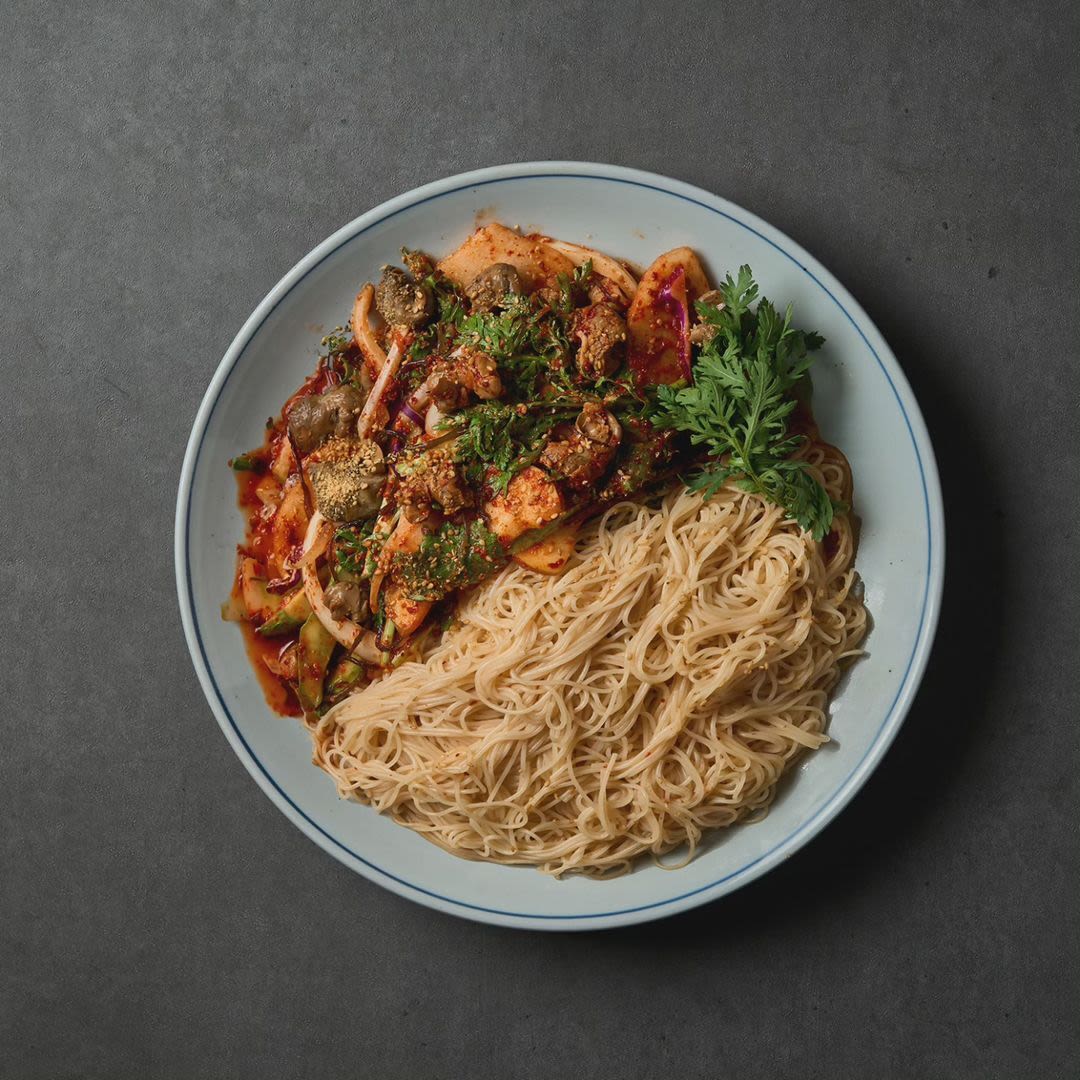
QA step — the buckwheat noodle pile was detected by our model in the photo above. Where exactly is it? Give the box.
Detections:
[313,444,866,877]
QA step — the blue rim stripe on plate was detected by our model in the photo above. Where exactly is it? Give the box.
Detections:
[184,171,933,921]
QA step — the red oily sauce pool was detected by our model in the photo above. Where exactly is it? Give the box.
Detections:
[226,363,344,717]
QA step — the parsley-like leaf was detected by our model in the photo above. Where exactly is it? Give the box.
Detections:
[651,265,837,540]
[445,401,573,492]
[319,326,352,356]
[333,522,374,580]
[454,293,572,398]
[393,519,507,601]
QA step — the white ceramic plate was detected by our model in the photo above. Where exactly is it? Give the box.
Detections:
[175,162,944,931]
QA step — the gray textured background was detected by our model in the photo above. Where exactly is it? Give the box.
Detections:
[2,1,1078,1077]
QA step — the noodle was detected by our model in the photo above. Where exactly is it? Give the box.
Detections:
[312,446,866,877]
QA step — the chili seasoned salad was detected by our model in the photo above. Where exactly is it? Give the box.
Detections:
[224,223,841,717]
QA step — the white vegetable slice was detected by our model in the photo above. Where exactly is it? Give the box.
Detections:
[270,437,295,482]
[357,341,403,440]
[367,513,429,615]
[424,402,446,435]
[299,514,384,663]
[542,238,639,303]
[351,283,387,374]
[437,223,575,291]
[295,510,332,569]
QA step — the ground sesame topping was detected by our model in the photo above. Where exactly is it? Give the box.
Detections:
[308,438,386,522]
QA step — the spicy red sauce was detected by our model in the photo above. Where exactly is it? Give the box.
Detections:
[231,357,341,715]
[240,622,302,717]
[627,267,691,386]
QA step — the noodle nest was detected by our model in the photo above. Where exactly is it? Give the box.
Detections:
[313,449,866,877]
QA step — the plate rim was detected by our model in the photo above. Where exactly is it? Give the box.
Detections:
[174,160,946,931]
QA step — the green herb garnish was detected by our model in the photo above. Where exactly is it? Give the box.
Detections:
[574,259,594,285]
[319,326,352,355]
[648,266,836,540]
[229,454,259,471]
[446,401,573,492]
[394,518,507,601]
[553,258,594,314]
[455,293,534,357]
[406,273,468,365]
[332,522,374,580]
[455,293,573,397]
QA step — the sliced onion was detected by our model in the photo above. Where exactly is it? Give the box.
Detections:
[424,402,446,434]
[357,341,403,440]
[296,511,333,570]
[270,438,295,483]
[351,283,388,374]
[301,556,383,662]
[254,476,281,508]
[267,568,300,594]
[398,400,425,428]
[542,238,638,303]
[349,629,385,664]
[298,514,386,662]
[368,566,387,615]
[368,514,426,614]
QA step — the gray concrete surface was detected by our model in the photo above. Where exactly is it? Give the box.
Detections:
[2,1,1078,1077]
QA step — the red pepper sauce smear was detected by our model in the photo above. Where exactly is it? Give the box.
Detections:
[242,622,302,717]
[231,356,344,716]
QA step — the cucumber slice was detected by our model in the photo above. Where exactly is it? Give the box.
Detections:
[240,557,277,618]
[325,657,364,699]
[507,509,578,554]
[296,615,336,712]
[256,588,312,637]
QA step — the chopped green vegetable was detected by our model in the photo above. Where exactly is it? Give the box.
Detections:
[319,326,352,355]
[229,454,259,471]
[435,288,467,327]
[648,266,836,540]
[554,258,594,314]
[455,293,533,357]
[239,559,276,616]
[255,588,312,636]
[406,272,468,365]
[454,293,572,397]
[446,401,572,492]
[296,615,336,712]
[394,519,507,601]
[506,509,578,554]
[598,436,669,502]
[332,522,374,580]
[325,656,364,699]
